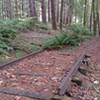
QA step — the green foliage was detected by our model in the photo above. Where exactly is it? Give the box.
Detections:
[0,17,48,55]
[0,17,48,32]
[31,43,41,51]
[0,28,17,39]
[0,21,17,54]
[42,33,68,49]
[68,24,93,36]
[0,41,11,55]
[35,22,48,30]
[15,49,27,58]
[42,25,93,49]
[62,34,81,46]
[13,18,37,31]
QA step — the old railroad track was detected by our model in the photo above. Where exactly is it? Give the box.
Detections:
[0,48,91,100]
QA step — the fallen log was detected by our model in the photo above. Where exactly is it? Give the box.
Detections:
[0,87,51,100]
[59,53,88,95]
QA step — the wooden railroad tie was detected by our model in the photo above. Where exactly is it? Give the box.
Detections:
[58,53,90,96]
[0,87,51,100]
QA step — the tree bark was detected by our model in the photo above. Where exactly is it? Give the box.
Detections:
[92,0,97,35]
[51,0,57,30]
[96,0,100,36]
[60,0,64,30]
[83,0,88,26]
[41,0,47,23]
[48,0,51,22]
[29,0,37,17]
[56,0,60,23]
[15,0,19,18]
[6,0,12,19]
[66,0,74,25]
[90,0,93,31]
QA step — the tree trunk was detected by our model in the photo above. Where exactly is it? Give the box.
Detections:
[6,0,12,19]
[41,0,47,23]
[51,0,57,30]
[29,0,37,17]
[96,0,100,36]
[92,0,97,35]
[66,0,74,25]
[48,0,51,22]
[56,0,60,23]
[90,1,93,31]
[2,0,4,19]
[83,0,88,26]
[60,0,64,30]
[21,0,24,17]
[15,0,19,18]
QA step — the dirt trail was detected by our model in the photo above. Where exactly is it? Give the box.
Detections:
[20,31,53,44]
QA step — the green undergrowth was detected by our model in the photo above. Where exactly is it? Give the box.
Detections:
[68,24,94,36]
[0,17,49,55]
[0,27,17,55]
[42,24,93,49]
[0,18,48,32]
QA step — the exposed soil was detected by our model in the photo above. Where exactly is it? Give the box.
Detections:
[20,31,53,44]
[0,37,99,100]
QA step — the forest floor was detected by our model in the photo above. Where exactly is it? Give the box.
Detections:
[0,32,99,100]
[20,31,52,44]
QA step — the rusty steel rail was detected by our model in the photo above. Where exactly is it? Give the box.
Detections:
[0,49,44,69]
[59,53,89,96]
[0,87,51,100]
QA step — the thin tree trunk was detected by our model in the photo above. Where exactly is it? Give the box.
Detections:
[29,0,37,17]
[90,1,93,31]
[2,0,4,19]
[56,0,60,23]
[48,0,51,22]
[51,0,57,30]
[83,0,88,26]
[6,0,12,19]
[41,0,47,23]
[92,0,97,35]
[21,0,24,17]
[66,0,74,25]
[60,0,64,30]
[15,0,19,18]
[96,0,100,36]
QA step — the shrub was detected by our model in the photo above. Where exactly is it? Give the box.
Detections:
[42,32,68,49]
[42,28,93,49]
[0,27,17,39]
[68,24,93,36]
[35,22,48,30]
[31,43,41,51]
[0,41,11,55]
